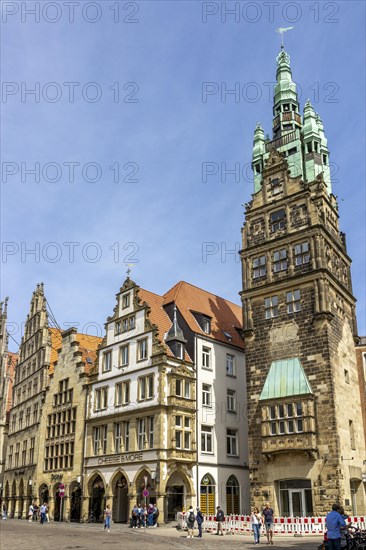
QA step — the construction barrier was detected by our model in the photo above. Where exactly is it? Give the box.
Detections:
[176,513,366,536]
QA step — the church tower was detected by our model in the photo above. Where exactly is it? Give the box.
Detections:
[241,47,366,515]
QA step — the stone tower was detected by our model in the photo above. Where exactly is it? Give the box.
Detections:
[241,47,366,516]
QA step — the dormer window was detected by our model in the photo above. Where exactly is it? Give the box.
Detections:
[202,317,211,334]
[176,342,184,359]
[122,293,130,309]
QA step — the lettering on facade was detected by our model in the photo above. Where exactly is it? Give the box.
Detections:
[97,452,143,465]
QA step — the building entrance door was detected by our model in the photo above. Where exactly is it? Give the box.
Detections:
[289,490,304,517]
[166,485,184,521]
[279,480,313,517]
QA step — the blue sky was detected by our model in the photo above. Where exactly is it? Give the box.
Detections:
[1,0,365,343]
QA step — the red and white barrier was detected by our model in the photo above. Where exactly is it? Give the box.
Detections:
[177,513,366,536]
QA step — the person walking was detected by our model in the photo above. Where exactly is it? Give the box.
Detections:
[40,503,47,525]
[251,506,262,544]
[325,503,346,550]
[186,506,195,539]
[196,507,204,538]
[33,502,39,522]
[216,506,225,536]
[28,503,34,523]
[131,504,138,528]
[147,504,154,527]
[104,505,111,532]
[262,502,274,544]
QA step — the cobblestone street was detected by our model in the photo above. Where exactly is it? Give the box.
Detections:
[1,520,323,550]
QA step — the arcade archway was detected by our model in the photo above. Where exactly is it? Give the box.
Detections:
[70,481,82,522]
[88,474,105,522]
[111,472,129,523]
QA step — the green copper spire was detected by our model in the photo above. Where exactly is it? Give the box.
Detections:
[250,47,332,195]
[274,48,299,113]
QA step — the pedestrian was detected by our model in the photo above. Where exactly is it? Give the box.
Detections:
[196,507,204,538]
[251,506,262,544]
[131,504,138,528]
[45,503,49,523]
[152,504,159,527]
[104,505,111,532]
[2,503,7,520]
[147,504,154,527]
[186,506,195,539]
[33,502,39,522]
[325,503,346,550]
[262,502,274,545]
[28,503,34,523]
[40,502,47,524]
[216,505,225,536]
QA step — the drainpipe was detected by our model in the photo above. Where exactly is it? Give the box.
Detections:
[195,334,199,510]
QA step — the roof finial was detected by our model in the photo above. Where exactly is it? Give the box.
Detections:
[275,26,294,50]
[126,264,133,279]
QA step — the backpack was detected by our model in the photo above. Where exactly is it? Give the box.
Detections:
[188,510,195,523]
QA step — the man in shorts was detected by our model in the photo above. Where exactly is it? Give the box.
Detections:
[262,502,274,544]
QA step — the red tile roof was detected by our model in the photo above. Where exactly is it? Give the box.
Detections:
[163,281,244,349]
[139,288,192,362]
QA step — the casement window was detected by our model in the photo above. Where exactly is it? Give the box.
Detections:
[137,418,146,450]
[226,354,235,376]
[119,344,129,367]
[115,321,121,335]
[265,296,279,319]
[19,411,23,430]
[122,293,130,309]
[123,421,130,452]
[137,338,148,361]
[253,255,266,279]
[45,440,74,471]
[147,416,154,448]
[93,425,107,455]
[273,249,287,272]
[227,429,238,456]
[202,383,212,407]
[271,177,281,195]
[201,425,213,453]
[29,438,35,464]
[294,242,310,265]
[202,317,211,334]
[287,289,301,313]
[33,403,38,423]
[270,209,286,232]
[25,407,31,427]
[175,415,191,450]
[115,381,130,407]
[21,440,27,466]
[175,378,191,399]
[138,374,154,401]
[176,342,184,359]
[103,351,112,372]
[122,315,135,332]
[15,443,20,467]
[8,445,13,468]
[11,414,16,432]
[269,402,304,435]
[202,346,211,369]
[227,389,236,413]
[95,387,108,411]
